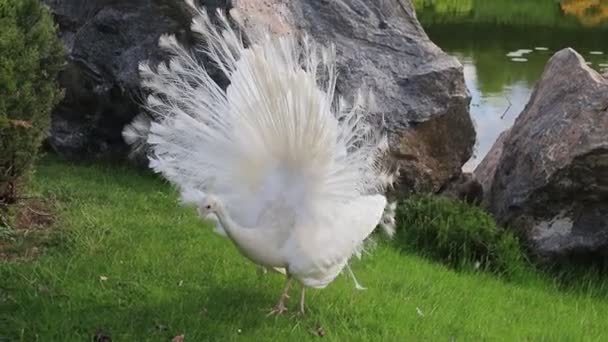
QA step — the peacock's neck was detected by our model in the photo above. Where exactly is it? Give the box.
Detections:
[213,203,247,242]
[212,202,284,267]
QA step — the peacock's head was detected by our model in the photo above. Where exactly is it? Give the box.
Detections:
[197,195,220,218]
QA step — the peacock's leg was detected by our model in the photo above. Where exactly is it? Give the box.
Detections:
[299,285,306,315]
[267,276,292,316]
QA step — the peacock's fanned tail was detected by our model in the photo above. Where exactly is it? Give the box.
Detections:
[124,2,391,227]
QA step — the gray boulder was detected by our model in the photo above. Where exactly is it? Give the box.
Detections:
[232,0,475,194]
[475,48,608,261]
[45,0,475,193]
[43,0,226,159]
[474,128,510,204]
[439,173,483,205]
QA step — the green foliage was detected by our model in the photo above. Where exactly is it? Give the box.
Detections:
[414,0,473,15]
[0,0,64,206]
[415,0,589,28]
[395,195,526,277]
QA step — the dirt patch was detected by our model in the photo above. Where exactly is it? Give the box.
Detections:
[0,197,58,261]
[14,198,56,229]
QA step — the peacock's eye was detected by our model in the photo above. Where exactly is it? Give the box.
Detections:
[206,205,211,209]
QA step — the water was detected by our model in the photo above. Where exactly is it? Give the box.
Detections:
[414,0,608,171]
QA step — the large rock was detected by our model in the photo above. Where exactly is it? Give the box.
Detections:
[45,0,475,192]
[439,173,483,205]
[474,128,510,203]
[43,0,226,159]
[475,48,608,261]
[232,0,475,194]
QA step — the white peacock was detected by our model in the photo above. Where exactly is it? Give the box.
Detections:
[123,0,397,315]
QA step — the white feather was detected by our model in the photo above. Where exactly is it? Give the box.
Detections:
[121,113,151,159]
[123,3,395,291]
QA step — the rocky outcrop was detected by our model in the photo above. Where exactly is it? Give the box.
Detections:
[233,0,475,194]
[439,173,483,205]
[45,0,475,192]
[474,128,510,203]
[42,0,226,158]
[475,48,608,261]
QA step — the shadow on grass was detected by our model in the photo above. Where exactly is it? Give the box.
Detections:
[1,283,292,340]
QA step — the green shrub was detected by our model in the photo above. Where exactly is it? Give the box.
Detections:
[0,0,64,206]
[395,195,526,277]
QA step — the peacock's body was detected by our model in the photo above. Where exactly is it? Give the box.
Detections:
[123,1,396,314]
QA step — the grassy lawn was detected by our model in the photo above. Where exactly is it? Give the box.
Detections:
[1,157,608,341]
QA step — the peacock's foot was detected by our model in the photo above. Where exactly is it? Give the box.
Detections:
[291,308,305,318]
[266,275,293,317]
[289,303,306,319]
[266,302,288,316]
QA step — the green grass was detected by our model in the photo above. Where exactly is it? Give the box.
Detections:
[1,157,608,341]
[395,195,527,278]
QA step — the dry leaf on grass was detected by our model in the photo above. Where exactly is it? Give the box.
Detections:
[310,325,325,337]
[93,329,112,342]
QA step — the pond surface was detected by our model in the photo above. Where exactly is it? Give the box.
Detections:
[414,0,608,171]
